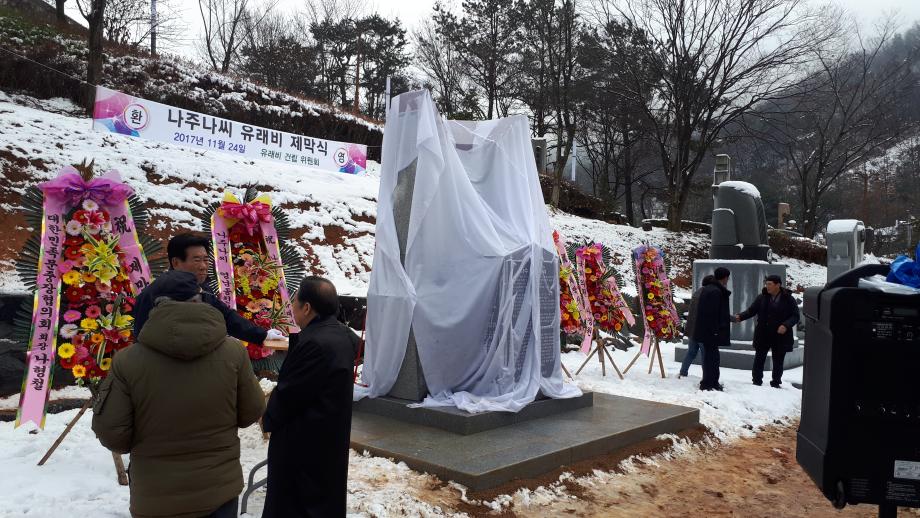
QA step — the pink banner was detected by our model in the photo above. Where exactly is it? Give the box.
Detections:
[16,196,64,429]
[574,253,595,353]
[260,221,300,334]
[109,199,152,295]
[210,214,237,309]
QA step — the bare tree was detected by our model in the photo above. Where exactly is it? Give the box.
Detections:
[75,0,182,50]
[413,4,466,118]
[612,0,828,231]
[197,0,275,73]
[748,17,918,237]
[455,0,521,120]
[76,0,106,107]
[54,0,67,23]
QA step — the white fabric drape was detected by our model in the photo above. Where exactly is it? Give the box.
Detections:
[355,90,581,412]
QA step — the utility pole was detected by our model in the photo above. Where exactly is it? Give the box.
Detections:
[352,33,361,115]
[150,0,157,56]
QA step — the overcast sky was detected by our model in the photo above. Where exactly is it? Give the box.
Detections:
[98,0,920,62]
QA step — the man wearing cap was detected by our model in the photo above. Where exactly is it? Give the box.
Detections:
[693,267,733,391]
[735,274,800,388]
[132,233,283,344]
[92,270,266,518]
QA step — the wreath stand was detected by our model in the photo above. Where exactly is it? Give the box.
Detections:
[623,335,667,379]
[36,393,129,485]
[574,330,624,379]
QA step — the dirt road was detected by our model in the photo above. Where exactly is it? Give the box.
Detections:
[415,423,920,517]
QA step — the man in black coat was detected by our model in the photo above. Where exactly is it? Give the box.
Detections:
[132,233,276,344]
[262,276,359,518]
[693,267,732,391]
[735,274,800,388]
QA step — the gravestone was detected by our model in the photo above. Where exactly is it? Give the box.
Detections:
[387,158,429,401]
[826,219,866,284]
[677,155,801,370]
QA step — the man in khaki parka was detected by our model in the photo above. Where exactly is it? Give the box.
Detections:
[92,270,265,518]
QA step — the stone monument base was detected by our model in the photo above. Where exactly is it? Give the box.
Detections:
[674,338,804,371]
[353,391,595,435]
[351,393,699,491]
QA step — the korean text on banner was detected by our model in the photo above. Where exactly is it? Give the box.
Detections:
[92,86,368,175]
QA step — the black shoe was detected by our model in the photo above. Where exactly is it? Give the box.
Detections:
[770,381,781,388]
[715,383,724,391]
[753,380,762,386]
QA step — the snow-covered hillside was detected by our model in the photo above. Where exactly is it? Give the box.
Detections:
[0,93,828,299]
[0,92,836,517]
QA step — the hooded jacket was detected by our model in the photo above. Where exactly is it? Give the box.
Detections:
[92,300,265,518]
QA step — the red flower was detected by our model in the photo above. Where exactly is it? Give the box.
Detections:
[64,236,83,247]
[82,285,97,298]
[65,286,83,302]
[72,210,88,223]
[59,356,75,369]
[64,246,82,261]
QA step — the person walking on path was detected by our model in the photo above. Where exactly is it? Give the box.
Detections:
[735,274,800,388]
[261,277,360,518]
[678,275,713,378]
[92,270,266,518]
[693,268,732,391]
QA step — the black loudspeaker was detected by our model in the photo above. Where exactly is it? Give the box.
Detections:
[798,264,920,516]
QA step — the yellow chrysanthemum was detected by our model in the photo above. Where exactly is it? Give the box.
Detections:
[62,271,81,285]
[57,342,75,359]
[647,293,655,300]
[82,272,97,283]
[72,365,86,378]
[100,358,112,371]
[80,318,98,331]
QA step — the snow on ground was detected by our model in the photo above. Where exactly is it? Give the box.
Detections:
[0,92,830,517]
[0,340,806,517]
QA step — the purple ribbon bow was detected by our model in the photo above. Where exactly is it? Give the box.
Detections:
[39,167,134,208]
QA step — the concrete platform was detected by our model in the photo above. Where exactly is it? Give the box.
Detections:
[352,391,595,435]
[350,393,700,491]
[674,343,804,370]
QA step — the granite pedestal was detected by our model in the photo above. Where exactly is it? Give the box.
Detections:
[674,338,804,371]
[351,393,700,490]
[679,259,804,370]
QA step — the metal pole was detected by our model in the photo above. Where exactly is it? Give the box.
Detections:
[570,141,577,182]
[385,76,391,117]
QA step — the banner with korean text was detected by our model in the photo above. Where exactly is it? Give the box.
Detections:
[92,86,367,175]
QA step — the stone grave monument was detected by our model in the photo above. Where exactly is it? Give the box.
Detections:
[675,154,803,370]
[826,219,866,284]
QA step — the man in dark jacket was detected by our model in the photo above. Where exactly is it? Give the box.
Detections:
[678,275,713,378]
[92,270,266,518]
[693,267,732,391]
[132,233,277,344]
[736,274,801,388]
[262,276,359,518]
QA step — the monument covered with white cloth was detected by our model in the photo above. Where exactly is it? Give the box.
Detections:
[355,89,580,412]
